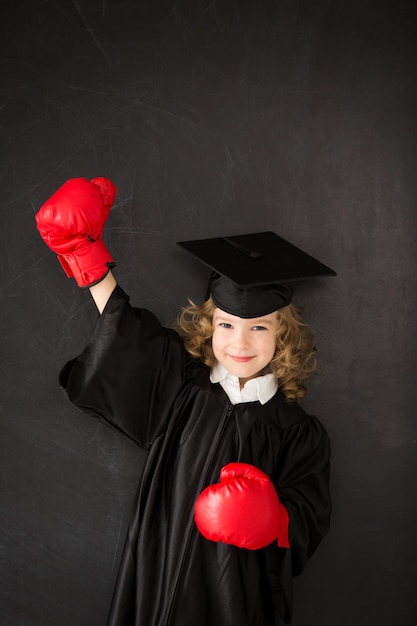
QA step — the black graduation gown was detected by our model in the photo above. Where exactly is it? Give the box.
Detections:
[60,285,331,626]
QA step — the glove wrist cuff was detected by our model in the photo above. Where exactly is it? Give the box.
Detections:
[276,499,290,549]
[57,239,115,287]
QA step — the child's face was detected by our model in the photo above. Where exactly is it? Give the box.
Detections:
[211,307,279,386]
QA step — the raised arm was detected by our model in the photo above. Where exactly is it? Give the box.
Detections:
[35,176,118,313]
[89,271,118,313]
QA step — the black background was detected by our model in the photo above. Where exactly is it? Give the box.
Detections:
[1,1,416,624]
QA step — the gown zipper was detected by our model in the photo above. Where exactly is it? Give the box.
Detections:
[164,401,234,625]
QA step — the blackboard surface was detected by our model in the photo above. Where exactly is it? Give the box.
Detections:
[1,1,416,624]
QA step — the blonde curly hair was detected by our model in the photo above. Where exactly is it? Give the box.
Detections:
[176,297,317,402]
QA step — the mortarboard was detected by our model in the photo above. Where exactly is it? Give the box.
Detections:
[177,231,336,318]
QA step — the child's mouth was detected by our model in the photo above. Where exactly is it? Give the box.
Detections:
[229,355,254,363]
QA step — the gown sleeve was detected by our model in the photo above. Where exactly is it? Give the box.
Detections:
[59,284,186,447]
[266,411,331,623]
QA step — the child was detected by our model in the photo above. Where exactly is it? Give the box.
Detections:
[36,177,334,626]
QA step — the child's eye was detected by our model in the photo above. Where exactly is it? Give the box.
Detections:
[219,322,233,329]
[252,325,267,331]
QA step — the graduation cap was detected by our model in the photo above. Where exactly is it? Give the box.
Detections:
[177,231,336,318]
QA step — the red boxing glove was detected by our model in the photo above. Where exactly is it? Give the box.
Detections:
[35,177,117,287]
[194,463,290,550]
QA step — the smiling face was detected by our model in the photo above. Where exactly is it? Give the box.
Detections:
[211,307,279,387]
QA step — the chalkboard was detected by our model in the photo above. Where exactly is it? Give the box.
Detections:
[1,1,416,624]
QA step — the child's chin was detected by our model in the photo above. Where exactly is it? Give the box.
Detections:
[227,365,259,381]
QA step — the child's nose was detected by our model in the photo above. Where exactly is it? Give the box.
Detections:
[233,329,250,349]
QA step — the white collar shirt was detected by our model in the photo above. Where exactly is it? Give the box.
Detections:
[210,363,278,405]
